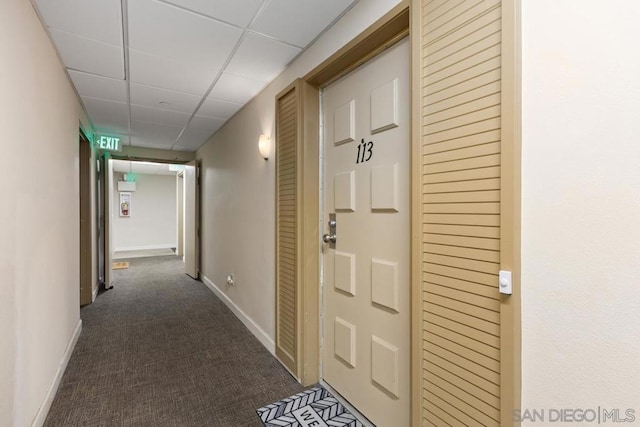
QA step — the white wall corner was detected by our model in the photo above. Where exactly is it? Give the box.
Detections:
[201,275,275,355]
[32,319,82,427]
[92,282,99,302]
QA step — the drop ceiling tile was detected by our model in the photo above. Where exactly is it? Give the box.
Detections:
[130,139,175,150]
[130,120,183,148]
[129,50,217,96]
[251,0,356,47]
[226,33,301,82]
[82,97,129,122]
[128,0,242,66]
[174,126,213,151]
[198,98,243,120]
[130,105,191,128]
[69,70,126,103]
[50,29,124,79]
[189,116,225,132]
[161,0,263,27]
[93,118,129,136]
[35,0,123,45]
[210,72,267,104]
[130,83,201,114]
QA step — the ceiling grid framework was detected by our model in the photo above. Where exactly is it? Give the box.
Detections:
[32,0,359,152]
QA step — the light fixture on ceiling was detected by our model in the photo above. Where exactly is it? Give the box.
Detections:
[258,134,271,160]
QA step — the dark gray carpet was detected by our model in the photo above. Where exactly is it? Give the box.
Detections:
[45,255,304,426]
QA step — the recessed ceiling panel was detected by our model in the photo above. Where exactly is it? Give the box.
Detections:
[130,105,191,128]
[128,0,242,67]
[35,0,123,45]
[210,72,267,104]
[251,0,356,47]
[174,126,214,151]
[130,120,182,148]
[130,83,201,114]
[161,0,263,27]
[69,70,126,103]
[129,50,217,96]
[37,0,359,151]
[189,116,226,132]
[82,97,129,123]
[198,98,243,120]
[92,117,129,136]
[129,139,174,150]
[49,29,124,79]
[226,34,301,82]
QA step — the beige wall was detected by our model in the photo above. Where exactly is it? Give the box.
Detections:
[196,0,402,348]
[0,0,89,424]
[521,0,640,422]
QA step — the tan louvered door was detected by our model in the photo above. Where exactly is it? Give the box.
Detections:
[414,0,507,425]
[276,86,299,374]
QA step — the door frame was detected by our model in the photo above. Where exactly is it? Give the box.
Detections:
[102,156,196,284]
[496,1,523,424]
[79,129,93,305]
[278,0,522,423]
[410,1,522,425]
[275,1,410,386]
[319,36,412,426]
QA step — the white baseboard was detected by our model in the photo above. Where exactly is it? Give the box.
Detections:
[201,275,275,355]
[92,282,99,302]
[32,319,82,427]
[114,243,176,252]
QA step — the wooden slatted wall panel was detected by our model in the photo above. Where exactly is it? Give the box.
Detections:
[276,87,298,373]
[420,0,502,425]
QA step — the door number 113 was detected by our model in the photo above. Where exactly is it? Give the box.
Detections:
[356,138,374,164]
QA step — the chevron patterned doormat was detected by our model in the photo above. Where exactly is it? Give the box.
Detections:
[256,385,364,427]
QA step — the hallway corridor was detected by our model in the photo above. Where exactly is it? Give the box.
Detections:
[45,256,303,426]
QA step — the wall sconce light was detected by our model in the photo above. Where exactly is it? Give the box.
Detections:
[258,134,271,160]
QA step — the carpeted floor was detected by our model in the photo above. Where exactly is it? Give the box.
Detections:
[44,255,304,426]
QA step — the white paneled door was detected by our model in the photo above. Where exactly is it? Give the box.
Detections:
[321,38,410,426]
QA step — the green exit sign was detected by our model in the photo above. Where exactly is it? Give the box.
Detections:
[96,135,122,152]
